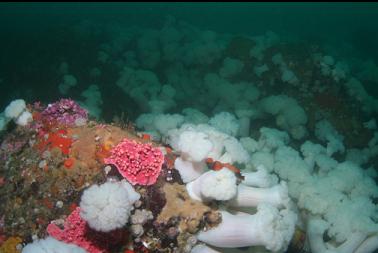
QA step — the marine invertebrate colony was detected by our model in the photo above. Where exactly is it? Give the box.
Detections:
[79,180,140,232]
[197,204,297,251]
[104,138,164,185]
[41,98,88,127]
[47,207,129,253]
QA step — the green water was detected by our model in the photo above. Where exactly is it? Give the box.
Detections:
[1,3,378,108]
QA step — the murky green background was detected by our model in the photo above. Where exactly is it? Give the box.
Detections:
[0,2,377,110]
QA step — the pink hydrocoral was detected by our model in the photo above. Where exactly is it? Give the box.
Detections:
[47,207,129,253]
[104,138,164,185]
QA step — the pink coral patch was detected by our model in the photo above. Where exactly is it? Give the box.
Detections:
[47,207,128,253]
[104,138,164,185]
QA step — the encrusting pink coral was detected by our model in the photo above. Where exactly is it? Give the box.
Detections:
[47,207,129,253]
[104,138,164,185]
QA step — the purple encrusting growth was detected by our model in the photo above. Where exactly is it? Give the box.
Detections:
[41,98,88,127]
[0,138,28,161]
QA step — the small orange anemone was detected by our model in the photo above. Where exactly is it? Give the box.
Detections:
[69,203,78,212]
[206,158,241,174]
[103,140,114,151]
[64,158,75,169]
[212,161,224,171]
[142,133,151,140]
[95,140,114,163]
